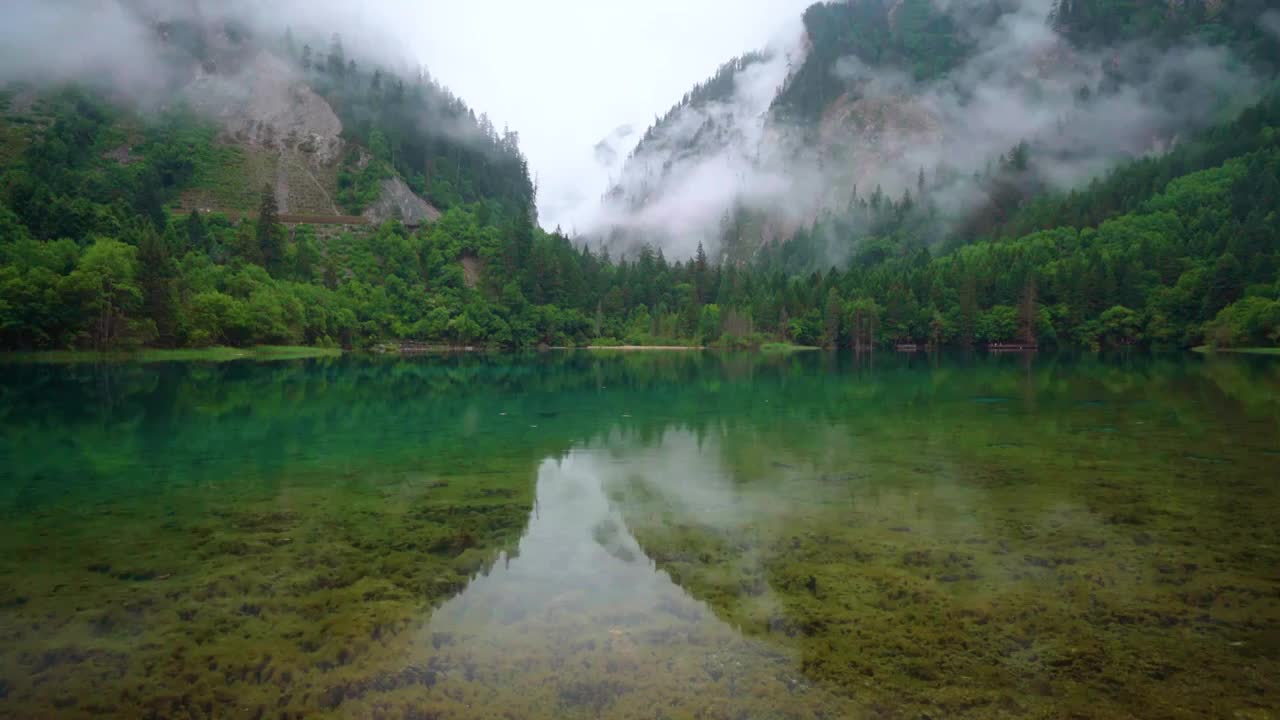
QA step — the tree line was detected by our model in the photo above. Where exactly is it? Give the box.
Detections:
[1,79,1277,352]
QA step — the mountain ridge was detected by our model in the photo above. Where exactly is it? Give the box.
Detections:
[0,1,1276,355]
[592,0,1275,263]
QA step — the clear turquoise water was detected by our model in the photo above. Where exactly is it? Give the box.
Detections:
[0,351,1277,718]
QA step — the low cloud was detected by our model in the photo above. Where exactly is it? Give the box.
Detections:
[1262,10,1280,40]
[586,42,808,258]
[0,1,500,158]
[0,2,168,100]
[584,0,1262,261]
[0,0,1266,251]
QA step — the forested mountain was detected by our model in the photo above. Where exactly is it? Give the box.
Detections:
[0,4,546,351]
[597,0,1277,259]
[577,0,1280,350]
[605,52,772,210]
[0,0,1277,354]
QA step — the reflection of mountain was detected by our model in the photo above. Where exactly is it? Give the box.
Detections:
[1,353,1278,717]
[431,452,681,623]
[391,451,862,718]
[607,416,1280,717]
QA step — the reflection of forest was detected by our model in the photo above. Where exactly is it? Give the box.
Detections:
[596,357,1280,718]
[0,423,540,716]
[0,351,1277,717]
[4,351,1276,510]
[401,452,869,718]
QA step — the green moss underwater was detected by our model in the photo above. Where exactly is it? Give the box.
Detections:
[0,351,1277,718]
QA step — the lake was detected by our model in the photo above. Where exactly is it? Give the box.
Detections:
[0,351,1277,719]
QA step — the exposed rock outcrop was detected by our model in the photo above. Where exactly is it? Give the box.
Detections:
[363,177,442,227]
[187,51,343,164]
[180,49,346,215]
[819,94,944,188]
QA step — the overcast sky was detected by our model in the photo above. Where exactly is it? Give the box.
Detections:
[365,0,810,231]
[8,0,807,230]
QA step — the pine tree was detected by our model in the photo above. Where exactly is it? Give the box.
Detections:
[185,210,206,253]
[256,185,283,273]
[694,242,709,304]
[824,288,843,347]
[1018,276,1038,345]
[959,274,978,346]
[136,224,177,347]
[327,34,346,77]
[1203,253,1244,319]
[1010,141,1030,172]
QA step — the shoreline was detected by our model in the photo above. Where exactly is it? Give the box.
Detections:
[582,345,704,351]
[1192,346,1280,356]
[0,346,342,364]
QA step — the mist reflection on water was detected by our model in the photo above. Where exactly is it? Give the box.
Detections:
[419,435,859,718]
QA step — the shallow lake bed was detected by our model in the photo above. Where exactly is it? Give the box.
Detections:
[0,351,1277,718]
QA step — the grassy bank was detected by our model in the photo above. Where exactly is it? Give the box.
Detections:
[581,342,821,353]
[1193,346,1280,356]
[757,342,822,353]
[584,345,704,351]
[1,346,343,364]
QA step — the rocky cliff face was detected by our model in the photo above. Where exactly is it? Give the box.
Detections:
[150,10,438,222]
[184,49,345,215]
[364,177,444,226]
[191,51,344,163]
[592,0,1265,261]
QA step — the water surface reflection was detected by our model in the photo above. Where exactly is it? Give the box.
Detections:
[0,352,1276,719]
[418,445,859,717]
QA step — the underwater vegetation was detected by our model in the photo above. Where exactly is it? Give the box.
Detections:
[0,351,1277,718]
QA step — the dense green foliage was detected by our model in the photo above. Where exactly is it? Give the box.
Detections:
[296,34,534,219]
[1,7,1278,354]
[773,0,976,121]
[756,95,1280,350]
[3,87,1278,352]
[1051,0,1280,63]
[995,97,1280,240]
[773,0,1280,124]
[1,90,212,241]
[147,19,535,220]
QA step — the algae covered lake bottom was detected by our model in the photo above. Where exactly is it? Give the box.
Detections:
[0,351,1278,719]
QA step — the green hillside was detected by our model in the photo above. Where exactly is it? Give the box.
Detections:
[1,5,1278,354]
